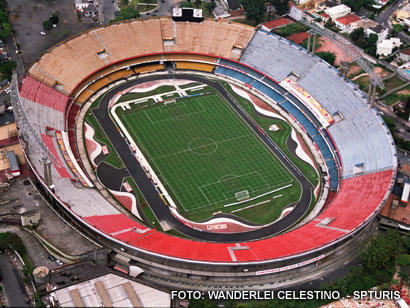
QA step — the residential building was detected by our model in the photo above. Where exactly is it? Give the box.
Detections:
[377,38,402,56]
[374,0,389,6]
[320,12,330,22]
[334,14,361,33]
[366,24,389,43]
[261,18,292,32]
[396,3,410,22]
[316,0,338,12]
[324,4,351,21]
[294,0,310,4]
[398,49,410,63]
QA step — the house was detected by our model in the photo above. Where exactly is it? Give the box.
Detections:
[316,0,338,12]
[261,18,292,32]
[377,38,402,56]
[75,0,94,12]
[398,49,410,63]
[366,24,388,43]
[294,0,310,4]
[324,4,351,21]
[320,12,330,22]
[396,3,410,22]
[334,14,361,33]
[374,0,389,6]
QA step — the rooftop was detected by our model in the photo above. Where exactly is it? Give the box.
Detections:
[335,14,361,26]
[400,48,410,55]
[286,32,309,45]
[262,18,292,30]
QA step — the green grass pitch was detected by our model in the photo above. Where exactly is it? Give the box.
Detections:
[116,93,297,215]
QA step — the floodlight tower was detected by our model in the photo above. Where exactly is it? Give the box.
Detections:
[10,73,58,186]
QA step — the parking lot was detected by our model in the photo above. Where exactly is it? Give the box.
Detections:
[7,0,98,71]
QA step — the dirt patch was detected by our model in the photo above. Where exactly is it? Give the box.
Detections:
[348,65,363,77]
[374,67,391,78]
[316,36,352,66]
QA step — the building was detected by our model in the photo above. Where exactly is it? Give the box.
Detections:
[320,12,330,22]
[366,24,389,43]
[398,49,410,63]
[294,0,310,4]
[396,3,410,22]
[334,14,361,33]
[374,0,389,6]
[324,4,351,20]
[377,38,402,56]
[261,18,292,32]
[316,0,338,12]
[74,0,95,12]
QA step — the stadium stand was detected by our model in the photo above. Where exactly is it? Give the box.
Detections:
[114,55,164,70]
[164,54,216,63]
[279,100,339,189]
[169,20,254,60]
[252,80,287,103]
[75,89,95,104]
[84,214,149,235]
[215,66,254,84]
[241,30,319,82]
[328,108,395,178]
[20,76,69,113]
[41,134,72,179]
[175,62,215,72]
[132,64,164,74]
[29,32,109,94]
[317,169,392,230]
[93,19,164,64]
[107,69,135,81]
[87,77,113,92]
[297,62,366,119]
[218,58,264,79]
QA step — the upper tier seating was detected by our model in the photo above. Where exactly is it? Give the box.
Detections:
[241,30,319,82]
[29,19,254,95]
[328,108,395,178]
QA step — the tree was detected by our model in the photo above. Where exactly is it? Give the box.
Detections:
[205,0,216,14]
[240,0,265,24]
[42,20,53,30]
[369,12,375,20]
[0,22,10,39]
[180,1,193,7]
[342,0,373,11]
[367,33,378,45]
[316,51,336,66]
[50,14,59,25]
[350,27,365,42]
[269,0,289,16]
[109,7,140,22]
[392,24,404,37]
[195,0,201,8]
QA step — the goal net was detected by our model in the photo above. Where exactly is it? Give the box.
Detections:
[235,190,249,201]
[163,99,176,106]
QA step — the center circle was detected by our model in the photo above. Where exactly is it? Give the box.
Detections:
[188,137,217,155]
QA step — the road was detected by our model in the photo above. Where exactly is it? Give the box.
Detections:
[0,253,29,307]
[93,74,313,242]
[376,102,410,140]
[375,0,407,28]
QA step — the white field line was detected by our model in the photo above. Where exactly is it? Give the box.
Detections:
[111,103,179,210]
[223,184,292,208]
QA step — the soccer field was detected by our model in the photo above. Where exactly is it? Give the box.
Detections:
[116,92,296,215]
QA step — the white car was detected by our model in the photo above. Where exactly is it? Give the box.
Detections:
[40,32,46,36]
[55,260,63,266]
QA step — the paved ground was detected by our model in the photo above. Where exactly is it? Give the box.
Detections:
[7,0,97,71]
[93,74,313,242]
[0,179,99,263]
[0,253,29,307]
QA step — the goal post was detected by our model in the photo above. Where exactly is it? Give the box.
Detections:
[235,190,249,201]
[163,98,176,106]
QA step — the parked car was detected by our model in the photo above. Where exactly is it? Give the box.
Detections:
[48,255,56,262]
[40,32,46,36]
[55,259,63,266]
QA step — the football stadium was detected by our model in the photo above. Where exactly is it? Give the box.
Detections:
[13,17,397,290]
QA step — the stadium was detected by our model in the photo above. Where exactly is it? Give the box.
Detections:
[13,17,397,290]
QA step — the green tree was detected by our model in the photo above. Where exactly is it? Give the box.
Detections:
[367,33,378,45]
[42,19,53,30]
[269,0,289,16]
[195,0,201,8]
[205,0,216,14]
[392,24,404,37]
[0,22,10,39]
[350,27,364,42]
[369,12,375,20]
[180,1,194,7]
[110,7,140,22]
[342,0,373,11]
[189,297,218,308]
[50,14,59,25]
[316,51,336,66]
[240,0,265,24]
